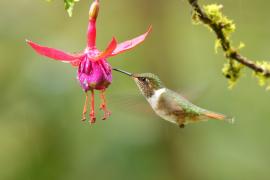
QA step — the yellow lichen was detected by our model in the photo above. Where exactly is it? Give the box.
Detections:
[253,61,270,89]
[215,39,221,53]
[203,4,236,38]
[222,60,243,89]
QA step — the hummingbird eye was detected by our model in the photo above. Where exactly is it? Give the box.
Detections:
[140,77,147,82]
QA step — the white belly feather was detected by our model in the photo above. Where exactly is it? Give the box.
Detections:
[147,88,178,124]
[147,88,166,109]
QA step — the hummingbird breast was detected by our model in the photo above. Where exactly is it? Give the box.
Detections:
[147,88,184,124]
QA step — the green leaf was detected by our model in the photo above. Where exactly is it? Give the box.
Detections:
[64,0,80,17]
[46,0,80,17]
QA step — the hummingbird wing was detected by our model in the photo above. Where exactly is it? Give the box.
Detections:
[162,89,206,116]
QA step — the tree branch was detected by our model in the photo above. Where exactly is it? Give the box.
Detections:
[187,0,270,77]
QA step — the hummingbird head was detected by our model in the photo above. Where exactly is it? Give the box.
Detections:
[113,68,164,98]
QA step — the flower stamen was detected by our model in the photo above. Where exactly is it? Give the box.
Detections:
[99,90,111,120]
[89,89,96,124]
[81,92,89,122]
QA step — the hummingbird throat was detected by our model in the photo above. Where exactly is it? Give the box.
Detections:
[134,79,154,98]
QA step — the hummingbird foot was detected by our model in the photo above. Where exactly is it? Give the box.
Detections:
[81,92,89,122]
[179,124,185,128]
[89,89,96,124]
[99,90,111,120]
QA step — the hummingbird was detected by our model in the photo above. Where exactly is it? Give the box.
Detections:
[113,68,234,128]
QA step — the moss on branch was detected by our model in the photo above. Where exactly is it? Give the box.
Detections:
[188,0,270,89]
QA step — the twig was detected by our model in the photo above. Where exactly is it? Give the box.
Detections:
[188,0,270,77]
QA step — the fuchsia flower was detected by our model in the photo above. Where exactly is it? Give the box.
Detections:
[27,0,151,123]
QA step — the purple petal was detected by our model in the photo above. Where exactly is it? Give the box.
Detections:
[78,57,112,91]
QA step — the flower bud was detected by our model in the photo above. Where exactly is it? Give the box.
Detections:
[89,0,99,20]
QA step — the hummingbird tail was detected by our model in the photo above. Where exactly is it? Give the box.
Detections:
[204,112,235,124]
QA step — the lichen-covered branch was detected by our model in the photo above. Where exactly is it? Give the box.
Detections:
[188,0,270,88]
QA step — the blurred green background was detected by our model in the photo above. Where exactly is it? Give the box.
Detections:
[1,0,270,179]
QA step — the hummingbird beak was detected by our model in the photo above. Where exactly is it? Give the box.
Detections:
[112,68,133,77]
